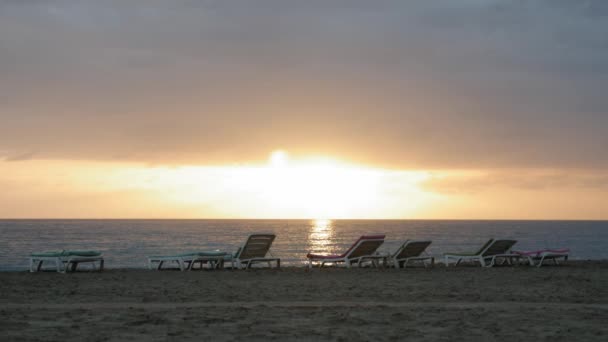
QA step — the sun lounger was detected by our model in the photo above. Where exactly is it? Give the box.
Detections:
[228,234,281,269]
[307,235,386,268]
[148,251,228,271]
[444,239,519,267]
[30,250,104,273]
[513,248,570,267]
[390,240,434,269]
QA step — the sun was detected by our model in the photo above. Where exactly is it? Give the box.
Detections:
[269,150,289,168]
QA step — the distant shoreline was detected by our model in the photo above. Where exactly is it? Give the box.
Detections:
[2,218,608,221]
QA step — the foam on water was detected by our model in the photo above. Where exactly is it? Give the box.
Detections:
[0,219,606,270]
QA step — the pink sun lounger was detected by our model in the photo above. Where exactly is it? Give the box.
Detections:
[513,248,570,267]
[306,235,386,268]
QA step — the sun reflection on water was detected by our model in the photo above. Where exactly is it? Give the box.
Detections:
[308,219,334,254]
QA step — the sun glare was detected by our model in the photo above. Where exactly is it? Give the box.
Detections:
[205,150,436,219]
[129,150,438,218]
[269,150,289,168]
[5,152,439,219]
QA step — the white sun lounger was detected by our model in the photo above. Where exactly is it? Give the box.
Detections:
[390,240,434,269]
[228,234,281,269]
[30,250,104,273]
[444,239,519,267]
[513,248,570,267]
[306,235,386,268]
[148,251,228,271]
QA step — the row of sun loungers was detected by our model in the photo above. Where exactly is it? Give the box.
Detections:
[29,234,569,272]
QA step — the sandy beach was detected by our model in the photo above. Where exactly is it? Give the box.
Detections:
[1,261,607,341]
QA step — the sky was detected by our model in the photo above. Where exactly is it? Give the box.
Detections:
[0,0,607,219]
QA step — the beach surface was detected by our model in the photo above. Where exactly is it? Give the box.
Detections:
[1,262,607,341]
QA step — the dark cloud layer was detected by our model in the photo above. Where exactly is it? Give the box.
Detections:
[1,0,607,168]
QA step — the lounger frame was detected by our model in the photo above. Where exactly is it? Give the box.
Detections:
[390,240,435,269]
[29,256,104,273]
[230,234,281,269]
[307,235,386,269]
[148,254,226,271]
[444,239,519,268]
[520,250,569,268]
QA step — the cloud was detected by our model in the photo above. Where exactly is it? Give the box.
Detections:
[422,170,608,194]
[0,0,607,169]
[4,151,37,162]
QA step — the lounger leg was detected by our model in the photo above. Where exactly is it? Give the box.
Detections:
[63,260,70,273]
[157,261,164,270]
[99,259,104,271]
[30,258,40,273]
[276,259,280,268]
[537,255,545,268]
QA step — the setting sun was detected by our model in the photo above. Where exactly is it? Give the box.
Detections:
[160,150,437,219]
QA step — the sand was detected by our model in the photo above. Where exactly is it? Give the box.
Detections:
[1,261,607,341]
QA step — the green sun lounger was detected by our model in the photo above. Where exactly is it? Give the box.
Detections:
[30,250,104,273]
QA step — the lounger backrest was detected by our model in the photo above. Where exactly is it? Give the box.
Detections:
[237,234,276,260]
[474,239,495,255]
[482,239,517,256]
[344,235,385,258]
[393,240,432,259]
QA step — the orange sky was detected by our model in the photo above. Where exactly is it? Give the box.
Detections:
[0,154,606,219]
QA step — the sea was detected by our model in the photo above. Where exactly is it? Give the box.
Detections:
[0,219,606,271]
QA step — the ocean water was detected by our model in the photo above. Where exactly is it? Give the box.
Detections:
[0,219,606,270]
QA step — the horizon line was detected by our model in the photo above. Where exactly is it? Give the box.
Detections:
[1,218,607,222]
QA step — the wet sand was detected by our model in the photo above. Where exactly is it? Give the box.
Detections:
[1,261,607,341]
